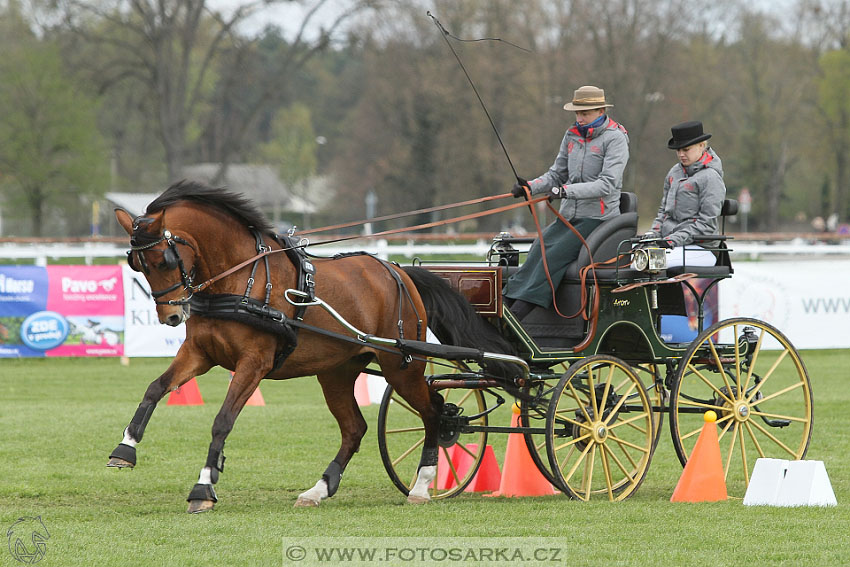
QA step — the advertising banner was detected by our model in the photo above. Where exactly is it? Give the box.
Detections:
[122,265,185,357]
[0,265,124,357]
[719,259,850,349]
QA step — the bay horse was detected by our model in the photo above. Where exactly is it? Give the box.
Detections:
[108,180,514,512]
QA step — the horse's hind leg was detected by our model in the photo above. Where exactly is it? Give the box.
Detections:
[295,359,370,507]
[381,360,443,504]
[107,352,210,469]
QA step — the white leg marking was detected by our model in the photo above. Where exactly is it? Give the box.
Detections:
[295,479,329,507]
[408,465,436,504]
[197,467,213,485]
[121,427,137,448]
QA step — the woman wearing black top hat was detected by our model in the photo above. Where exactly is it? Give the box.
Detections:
[645,121,727,267]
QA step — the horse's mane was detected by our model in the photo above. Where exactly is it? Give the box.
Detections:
[145,179,275,234]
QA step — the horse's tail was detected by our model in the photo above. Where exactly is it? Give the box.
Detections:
[402,266,520,380]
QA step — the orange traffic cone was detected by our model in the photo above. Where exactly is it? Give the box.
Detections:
[354,373,371,406]
[229,372,265,406]
[167,377,204,406]
[486,404,557,497]
[670,410,728,502]
[435,444,501,492]
[465,445,502,492]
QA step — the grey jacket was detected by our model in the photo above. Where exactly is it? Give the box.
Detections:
[527,116,629,221]
[650,147,726,247]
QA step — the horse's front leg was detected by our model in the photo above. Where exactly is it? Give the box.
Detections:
[107,351,211,470]
[294,363,369,507]
[187,356,273,514]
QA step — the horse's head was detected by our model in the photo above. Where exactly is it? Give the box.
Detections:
[116,208,196,326]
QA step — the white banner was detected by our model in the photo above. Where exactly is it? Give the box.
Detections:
[719,259,850,349]
[122,265,185,357]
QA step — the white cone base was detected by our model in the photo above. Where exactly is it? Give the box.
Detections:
[744,458,837,507]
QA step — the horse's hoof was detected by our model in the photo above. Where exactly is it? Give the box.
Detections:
[187,499,215,514]
[107,443,136,468]
[294,496,320,507]
[406,494,431,505]
[106,457,135,469]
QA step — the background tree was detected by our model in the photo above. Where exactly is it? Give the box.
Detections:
[255,103,318,226]
[0,11,106,236]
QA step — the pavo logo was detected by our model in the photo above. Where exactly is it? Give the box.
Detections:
[6,516,49,564]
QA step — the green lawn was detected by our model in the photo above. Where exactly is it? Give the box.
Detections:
[1,353,848,566]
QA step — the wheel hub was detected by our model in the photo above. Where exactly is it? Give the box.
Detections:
[591,422,608,443]
[733,401,750,422]
[438,403,462,447]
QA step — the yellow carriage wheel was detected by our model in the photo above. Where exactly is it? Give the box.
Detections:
[670,317,813,497]
[545,355,655,501]
[377,361,488,499]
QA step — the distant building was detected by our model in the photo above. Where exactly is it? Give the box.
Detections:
[106,164,331,233]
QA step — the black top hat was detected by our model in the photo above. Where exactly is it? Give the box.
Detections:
[667,121,712,150]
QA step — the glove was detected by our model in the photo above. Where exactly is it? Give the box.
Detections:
[511,178,529,198]
[549,185,567,201]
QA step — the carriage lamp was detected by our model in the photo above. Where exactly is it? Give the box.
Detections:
[631,247,667,273]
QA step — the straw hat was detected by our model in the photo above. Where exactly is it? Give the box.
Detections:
[667,121,712,149]
[562,85,613,111]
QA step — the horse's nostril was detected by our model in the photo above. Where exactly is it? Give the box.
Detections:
[167,314,181,326]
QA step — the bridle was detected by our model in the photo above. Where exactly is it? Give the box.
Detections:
[128,227,197,306]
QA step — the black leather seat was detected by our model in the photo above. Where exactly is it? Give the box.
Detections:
[521,192,639,348]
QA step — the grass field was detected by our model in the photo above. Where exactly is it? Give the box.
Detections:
[1,352,848,566]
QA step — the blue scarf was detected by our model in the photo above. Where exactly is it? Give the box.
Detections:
[576,114,606,138]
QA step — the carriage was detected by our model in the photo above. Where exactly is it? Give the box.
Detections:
[110,182,812,510]
[374,192,813,502]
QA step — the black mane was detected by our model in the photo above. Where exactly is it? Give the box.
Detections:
[145,180,275,234]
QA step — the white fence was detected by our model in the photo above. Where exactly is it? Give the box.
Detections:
[4,239,850,264]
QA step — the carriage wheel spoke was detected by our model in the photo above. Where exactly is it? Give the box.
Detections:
[606,433,650,454]
[583,444,596,501]
[391,436,424,468]
[567,383,594,423]
[608,433,640,468]
[750,381,804,405]
[687,364,735,406]
[749,409,808,423]
[562,441,593,484]
[744,421,766,459]
[745,349,790,401]
[723,422,738,481]
[600,445,614,501]
[386,425,425,434]
[707,340,735,398]
[742,329,765,393]
[598,365,615,416]
[554,433,591,453]
[748,419,799,457]
[602,382,638,426]
[391,394,420,417]
[441,446,461,489]
[738,423,750,486]
[587,367,600,417]
[603,442,638,486]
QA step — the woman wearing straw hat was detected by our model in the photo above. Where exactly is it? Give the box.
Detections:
[504,85,630,320]
[645,121,726,267]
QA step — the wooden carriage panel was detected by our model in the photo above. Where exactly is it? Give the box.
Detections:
[424,267,502,316]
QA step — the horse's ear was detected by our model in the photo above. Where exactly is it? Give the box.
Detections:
[114,208,134,235]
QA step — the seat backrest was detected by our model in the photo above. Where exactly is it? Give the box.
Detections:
[619,192,638,214]
[562,192,639,281]
[720,199,737,234]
